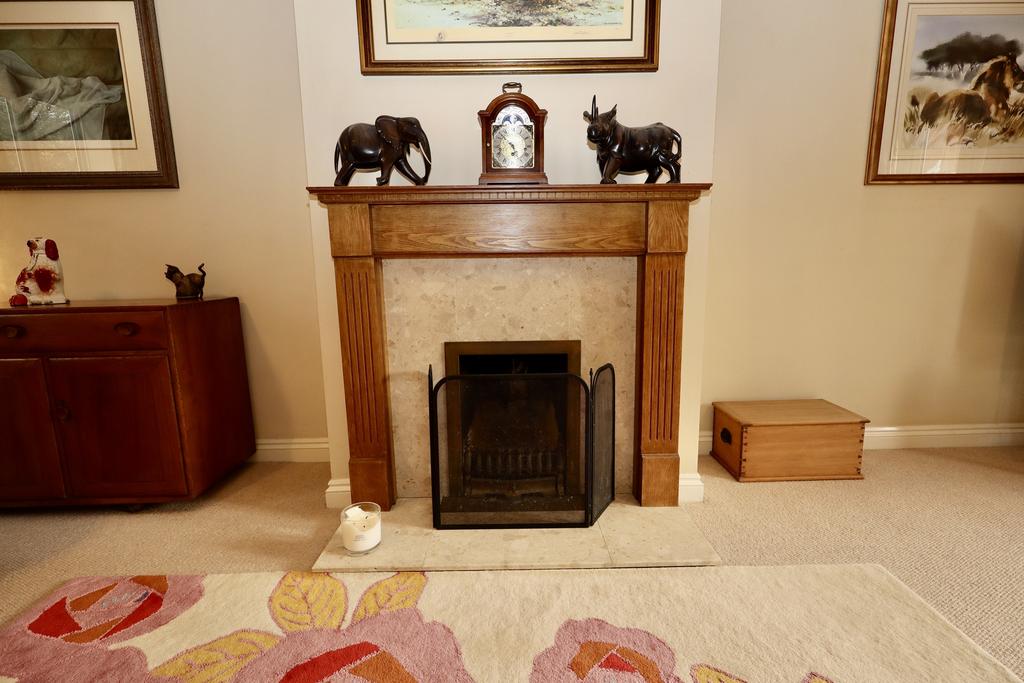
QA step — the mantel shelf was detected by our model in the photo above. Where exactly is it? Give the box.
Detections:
[308,183,712,205]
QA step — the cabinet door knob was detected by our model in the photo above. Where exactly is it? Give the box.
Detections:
[2,325,26,339]
[114,322,140,337]
[54,401,72,423]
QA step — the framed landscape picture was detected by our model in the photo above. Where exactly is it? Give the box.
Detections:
[356,0,660,75]
[0,0,177,189]
[866,0,1024,184]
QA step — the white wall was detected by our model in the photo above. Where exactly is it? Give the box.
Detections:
[0,0,328,456]
[704,0,1024,440]
[292,0,722,502]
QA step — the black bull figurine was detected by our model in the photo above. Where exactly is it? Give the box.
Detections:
[583,97,682,184]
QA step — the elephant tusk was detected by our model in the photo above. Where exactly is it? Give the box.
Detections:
[417,142,432,166]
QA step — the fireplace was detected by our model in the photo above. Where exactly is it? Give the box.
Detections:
[428,341,615,528]
[311,183,706,509]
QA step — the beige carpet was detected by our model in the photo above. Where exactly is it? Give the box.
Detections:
[690,447,1024,679]
[0,463,337,629]
[2,451,1022,678]
[1,566,1019,681]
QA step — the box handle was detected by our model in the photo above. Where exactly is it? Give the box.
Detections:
[720,427,732,445]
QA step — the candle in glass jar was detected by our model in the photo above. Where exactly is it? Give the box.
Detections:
[341,502,381,554]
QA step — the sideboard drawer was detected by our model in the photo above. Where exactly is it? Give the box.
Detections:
[0,312,168,353]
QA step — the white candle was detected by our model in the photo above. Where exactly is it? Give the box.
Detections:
[341,503,382,554]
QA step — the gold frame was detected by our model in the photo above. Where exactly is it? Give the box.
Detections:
[356,0,660,75]
[865,0,1024,184]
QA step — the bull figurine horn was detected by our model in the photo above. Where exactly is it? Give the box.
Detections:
[591,95,598,117]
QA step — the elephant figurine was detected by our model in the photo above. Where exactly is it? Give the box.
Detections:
[334,115,432,186]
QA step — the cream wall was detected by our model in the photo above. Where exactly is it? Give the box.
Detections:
[704,1,1024,433]
[0,0,328,449]
[292,0,722,501]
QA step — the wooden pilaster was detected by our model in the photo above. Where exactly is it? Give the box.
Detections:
[634,201,688,505]
[331,205,397,509]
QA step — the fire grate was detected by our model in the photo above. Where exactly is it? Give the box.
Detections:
[427,364,615,529]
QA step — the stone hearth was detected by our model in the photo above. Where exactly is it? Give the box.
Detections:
[313,496,720,572]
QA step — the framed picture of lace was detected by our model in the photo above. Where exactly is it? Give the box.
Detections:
[0,0,177,189]
[866,0,1024,184]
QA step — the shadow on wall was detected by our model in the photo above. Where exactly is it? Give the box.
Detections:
[997,222,1024,422]
[957,207,1024,423]
[235,299,299,441]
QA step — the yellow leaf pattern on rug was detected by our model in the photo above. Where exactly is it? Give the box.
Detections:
[691,663,749,683]
[151,630,281,682]
[352,572,427,624]
[269,572,348,633]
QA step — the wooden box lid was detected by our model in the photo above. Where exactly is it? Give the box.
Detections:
[713,399,869,426]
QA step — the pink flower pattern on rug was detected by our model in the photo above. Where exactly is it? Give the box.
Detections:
[530,618,684,682]
[151,571,474,682]
[0,574,202,683]
[0,572,839,682]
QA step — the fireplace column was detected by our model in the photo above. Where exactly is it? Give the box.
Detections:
[634,202,688,506]
[330,204,397,509]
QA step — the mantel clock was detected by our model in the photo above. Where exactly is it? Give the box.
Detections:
[478,83,548,185]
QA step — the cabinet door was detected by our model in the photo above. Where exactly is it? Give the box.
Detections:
[48,356,187,499]
[0,359,65,501]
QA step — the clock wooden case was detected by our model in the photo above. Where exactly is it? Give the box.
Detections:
[478,83,548,186]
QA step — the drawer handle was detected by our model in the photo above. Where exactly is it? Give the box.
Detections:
[54,401,72,423]
[114,322,141,337]
[720,427,733,445]
[2,325,26,339]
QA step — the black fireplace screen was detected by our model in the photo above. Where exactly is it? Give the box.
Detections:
[427,364,615,529]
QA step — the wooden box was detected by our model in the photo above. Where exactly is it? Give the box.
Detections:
[711,400,869,482]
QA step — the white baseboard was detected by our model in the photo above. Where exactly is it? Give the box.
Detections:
[325,478,352,509]
[252,438,331,463]
[678,473,705,503]
[698,423,1024,454]
[862,424,1024,449]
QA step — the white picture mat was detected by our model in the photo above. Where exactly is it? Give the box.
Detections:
[0,1,158,173]
[876,0,1024,176]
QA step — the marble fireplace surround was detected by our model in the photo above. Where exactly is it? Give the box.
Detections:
[309,183,711,510]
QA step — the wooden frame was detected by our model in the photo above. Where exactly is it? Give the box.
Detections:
[865,0,1024,184]
[355,0,660,75]
[310,183,711,510]
[0,0,177,189]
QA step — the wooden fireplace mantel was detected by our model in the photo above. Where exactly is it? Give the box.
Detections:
[309,183,711,509]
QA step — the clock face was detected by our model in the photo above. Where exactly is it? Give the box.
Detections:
[491,105,535,170]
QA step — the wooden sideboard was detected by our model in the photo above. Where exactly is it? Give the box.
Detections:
[309,183,711,509]
[0,298,255,507]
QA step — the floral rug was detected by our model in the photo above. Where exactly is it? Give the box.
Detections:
[0,564,1017,682]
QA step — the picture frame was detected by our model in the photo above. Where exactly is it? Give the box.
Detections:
[356,0,660,75]
[866,0,1024,184]
[0,0,177,190]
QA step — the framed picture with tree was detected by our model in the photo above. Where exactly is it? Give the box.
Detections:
[355,0,660,75]
[866,0,1024,184]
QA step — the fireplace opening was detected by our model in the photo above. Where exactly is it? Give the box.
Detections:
[428,341,615,529]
